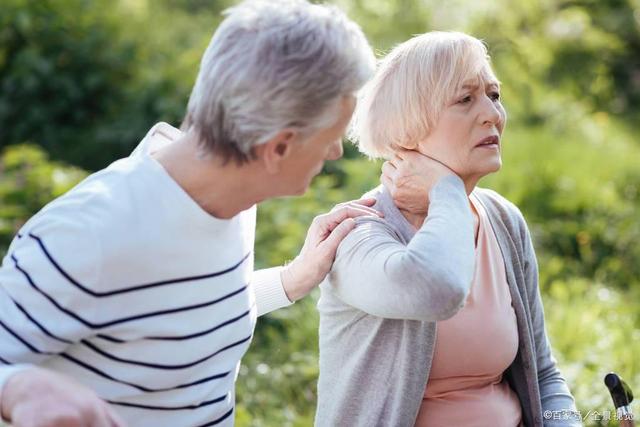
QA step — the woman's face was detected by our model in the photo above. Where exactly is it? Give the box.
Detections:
[417,75,506,183]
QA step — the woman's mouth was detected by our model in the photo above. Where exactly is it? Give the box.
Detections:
[475,135,500,149]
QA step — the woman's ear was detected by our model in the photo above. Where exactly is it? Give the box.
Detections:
[257,129,298,174]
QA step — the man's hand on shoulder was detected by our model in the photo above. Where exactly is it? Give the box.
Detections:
[1,367,126,427]
[280,198,382,301]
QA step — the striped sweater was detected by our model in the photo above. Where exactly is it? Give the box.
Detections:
[0,123,293,426]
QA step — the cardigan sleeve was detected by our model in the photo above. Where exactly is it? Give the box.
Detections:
[519,216,582,426]
[327,176,476,322]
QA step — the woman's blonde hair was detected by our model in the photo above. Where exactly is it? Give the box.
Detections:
[351,31,497,159]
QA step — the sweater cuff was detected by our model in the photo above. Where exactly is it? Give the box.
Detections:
[252,267,293,317]
[0,364,31,421]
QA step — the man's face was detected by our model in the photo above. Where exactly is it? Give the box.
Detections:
[279,95,357,196]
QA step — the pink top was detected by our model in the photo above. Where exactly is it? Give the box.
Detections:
[415,194,522,427]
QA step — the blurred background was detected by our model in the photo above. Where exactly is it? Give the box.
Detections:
[1,0,639,425]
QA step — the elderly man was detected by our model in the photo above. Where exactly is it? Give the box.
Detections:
[0,1,376,426]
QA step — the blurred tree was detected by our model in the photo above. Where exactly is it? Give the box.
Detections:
[0,0,228,170]
[0,144,86,250]
[0,0,137,169]
[1,1,640,425]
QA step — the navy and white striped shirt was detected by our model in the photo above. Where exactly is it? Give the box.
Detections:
[0,123,292,426]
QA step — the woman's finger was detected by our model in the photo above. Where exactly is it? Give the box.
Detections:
[393,147,410,160]
[381,161,397,177]
[380,172,394,191]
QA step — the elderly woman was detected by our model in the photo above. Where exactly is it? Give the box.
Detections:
[315,32,580,427]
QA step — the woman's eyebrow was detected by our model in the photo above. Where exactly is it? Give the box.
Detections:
[461,82,479,90]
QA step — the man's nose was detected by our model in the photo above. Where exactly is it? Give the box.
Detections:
[327,139,343,161]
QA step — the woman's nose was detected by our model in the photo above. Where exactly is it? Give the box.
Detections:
[480,96,503,126]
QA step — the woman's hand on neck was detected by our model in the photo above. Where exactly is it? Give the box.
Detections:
[381,148,462,224]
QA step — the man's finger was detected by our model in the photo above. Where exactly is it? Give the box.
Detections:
[339,202,380,217]
[319,217,356,258]
[321,205,380,230]
[330,201,377,216]
[350,197,377,207]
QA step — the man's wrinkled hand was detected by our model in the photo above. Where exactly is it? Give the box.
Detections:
[1,367,126,427]
[280,198,382,301]
[381,148,457,214]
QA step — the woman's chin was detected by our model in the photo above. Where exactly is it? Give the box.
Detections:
[470,160,502,179]
[485,156,502,172]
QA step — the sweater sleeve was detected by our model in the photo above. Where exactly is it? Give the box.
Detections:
[0,217,101,406]
[519,217,582,426]
[328,175,475,322]
[251,267,293,316]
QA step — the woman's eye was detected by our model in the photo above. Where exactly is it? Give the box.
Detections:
[458,95,472,104]
[489,91,501,101]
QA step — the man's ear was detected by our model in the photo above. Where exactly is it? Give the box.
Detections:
[256,129,298,174]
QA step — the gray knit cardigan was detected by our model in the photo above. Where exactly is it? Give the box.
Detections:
[315,176,580,427]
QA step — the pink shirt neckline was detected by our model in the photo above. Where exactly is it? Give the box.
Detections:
[414,193,522,427]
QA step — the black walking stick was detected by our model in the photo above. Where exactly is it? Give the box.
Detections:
[605,372,634,427]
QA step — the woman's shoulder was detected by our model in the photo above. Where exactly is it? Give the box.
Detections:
[336,185,409,247]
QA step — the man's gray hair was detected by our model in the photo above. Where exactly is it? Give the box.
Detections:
[184,0,376,164]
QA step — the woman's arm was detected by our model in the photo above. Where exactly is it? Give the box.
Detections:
[329,175,475,322]
[519,218,582,426]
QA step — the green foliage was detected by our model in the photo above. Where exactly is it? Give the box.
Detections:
[482,119,640,291]
[0,0,228,170]
[544,279,640,426]
[1,0,136,169]
[0,144,86,250]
